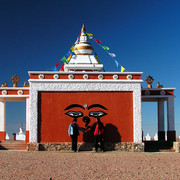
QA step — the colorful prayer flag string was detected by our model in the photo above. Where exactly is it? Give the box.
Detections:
[102,46,110,51]
[53,26,127,72]
[51,66,58,72]
[108,53,116,58]
[93,37,127,71]
[121,66,125,72]
[61,56,68,64]
[55,61,60,68]
[67,53,72,61]
[60,64,65,71]
[114,60,119,68]
[86,33,93,37]
[93,39,101,44]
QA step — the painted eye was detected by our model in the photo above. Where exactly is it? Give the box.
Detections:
[65,111,83,118]
[89,111,107,118]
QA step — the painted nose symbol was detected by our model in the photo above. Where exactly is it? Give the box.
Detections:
[82,116,90,127]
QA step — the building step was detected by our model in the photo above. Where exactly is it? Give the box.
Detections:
[144,141,174,152]
[0,140,27,150]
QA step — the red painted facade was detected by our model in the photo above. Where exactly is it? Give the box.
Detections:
[38,91,133,143]
[26,131,29,143]
[0,131,5,141]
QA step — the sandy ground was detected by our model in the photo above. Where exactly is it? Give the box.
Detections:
[0,151,179,180]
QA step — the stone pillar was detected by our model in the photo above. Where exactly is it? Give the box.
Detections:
[158,100,165,141]
[26,97,30,143]
[167,97,176,141]
[0,100,6,141]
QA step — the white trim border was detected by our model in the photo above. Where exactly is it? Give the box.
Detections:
[29,81,142,143]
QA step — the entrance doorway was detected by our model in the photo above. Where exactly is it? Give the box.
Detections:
[142,102,157,140]
[6,101,26,140]
[142,101,168,141]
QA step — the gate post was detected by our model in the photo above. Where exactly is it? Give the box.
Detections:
[26,97,30,143]
[158,100,165,140]
[167,97,176,141]
[0,100,6,141]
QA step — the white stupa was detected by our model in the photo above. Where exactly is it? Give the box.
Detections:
[154,133,158,141]
[145,133,151,141]
[16,124,25,141]
[5,133,9,140]
[64,24,103,72]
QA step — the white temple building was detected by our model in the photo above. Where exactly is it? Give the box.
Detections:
[0,24,177,152]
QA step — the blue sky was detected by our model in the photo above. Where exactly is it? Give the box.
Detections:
[0,0,179,138]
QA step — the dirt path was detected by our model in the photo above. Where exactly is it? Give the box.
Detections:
[0,151,179,179]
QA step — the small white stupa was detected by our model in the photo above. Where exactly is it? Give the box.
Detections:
[145,133,151,141]
[16,124,25,141]
[64,24,103,72]
[154,133,158,141]
[5,133,9,140]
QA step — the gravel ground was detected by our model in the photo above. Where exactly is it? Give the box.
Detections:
[0,151,179,180]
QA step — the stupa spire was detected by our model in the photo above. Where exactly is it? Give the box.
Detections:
[81,24,86,32]
[74,24,93,55]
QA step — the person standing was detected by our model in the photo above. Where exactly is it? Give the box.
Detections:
[68,119,85,152]
[87,118,105,152]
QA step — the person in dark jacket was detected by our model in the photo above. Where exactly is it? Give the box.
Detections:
[68,119,85,152]
[87,118,105,152]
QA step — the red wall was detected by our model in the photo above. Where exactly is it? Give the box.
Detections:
[0,131,5,141]
[38,91,133,143]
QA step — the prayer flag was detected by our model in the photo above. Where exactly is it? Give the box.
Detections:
[81,31,86,36]
[61,56,67,63]
[60,64,65,71]
[102,46,110,51]
[121,66,125,72]
[67,53,72,61]
[70,46,74,52]
[109,53,116,58]
[114,60,119,68]
[75,39,79,44]
[66,51,71,56]
[55,61,60,67]
[52,66,58,72]
[86,33,93,37]
[94,39,101,44]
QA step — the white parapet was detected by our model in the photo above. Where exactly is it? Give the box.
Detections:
[64,55,103,72]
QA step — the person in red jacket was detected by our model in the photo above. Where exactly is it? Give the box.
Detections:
[87,118,105,152]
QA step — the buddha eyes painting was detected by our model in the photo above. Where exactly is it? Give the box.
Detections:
[64,104,108,127]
